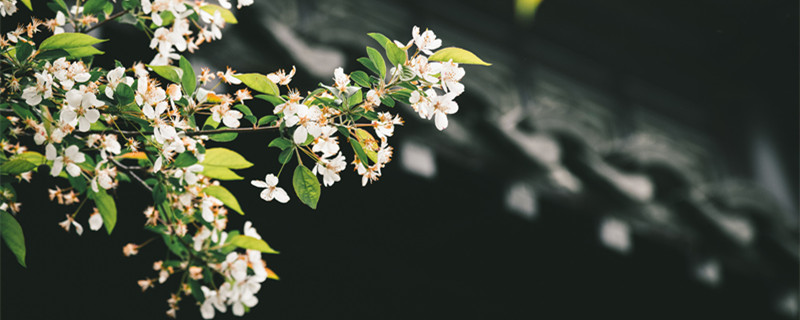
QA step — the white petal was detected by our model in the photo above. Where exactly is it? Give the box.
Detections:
[50,158,63,176]
[45,143,57,160]
[89,213,103,231]
[66,163,81,177]
[264,174,279,187]
[250,180,268,188]
[273,188,290,203]
[434,112,448,131]
[260,189,271,201]
[293,126,308,144]
[73,221,84,235]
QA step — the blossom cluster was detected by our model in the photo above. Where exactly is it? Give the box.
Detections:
[0,0,487,318]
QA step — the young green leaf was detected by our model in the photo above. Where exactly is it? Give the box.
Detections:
[350,71,371,88]
[201,148,253,169]
[147,65,183,83]
[0,159,36,175]
[39,33,107,51]
[234,73,279,96]
[208,132,238,142]
[0,211,26,267]
[268,137,293,150]
[349,138,369,166]
[427,47,492,66]
[15,42,33,62]
[200,4,238,23]
[203,185,244,215]
[201,166,244,180]
[292,165,320,209]
[226,235,279,254]
[19,0,32,10]
[91,189,117,234]
[255,95,284,106]
[366,46,386,79]
[258,115,277,126]
[357,57,379,75]
[368,32,406,66]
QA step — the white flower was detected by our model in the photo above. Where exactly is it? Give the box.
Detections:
[59,214,84,235]
[285,104,322,144]
[143,101,168,120]
[437,60,465,96]
[199,9,225,41]
[90,164,117,192]
[21,71,54,106]
[211,104,243,128]
[311,126,339,157]
[193,226,212,251]
[312,153,347,187]
[200,286,227,319]
[61,89,104,132]
[412,26,442,55]
[356,162,381,186]
[332,67,350,93]
[250,174,289,203]
[174,164,204,185]
[267,66,296,85]
[54,60,91,91]
[237,0,253,9]
[0,0,19,17]
[88,211,103,231]
[50,145,86,177]
[372,112,403,139]
[429,91,459,131]
[104,67,134,99]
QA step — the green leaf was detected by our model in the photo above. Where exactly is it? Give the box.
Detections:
[200,4,238,24]
[0,211,26,267]
[357,57,379,75]
[278,148,293,164]
[161,233,188,259]
[233,104,253,117]
[208,132,238,142]
[368,32,406,66]
[115,82,135,105]
[121,0,140,11]
[67,174,87,193]
[152,183,167,204]
[258,115,277,126]
[0,159,36,175]
[48,0,68,13]
[179,56,196,96]
[188,279,204,302]
[173,152,198,168]
[201,166,243,180]
[255,95,284,107]
[366,47,386,79]
[12,151,46,165]
[82,0,107,15]
[293,165,320,209]
[234,73,279,96]
[380,96,395,107]
[200,148,253,169]
[349,138,369,166]
[428,47,492,66]
[63,46,105,58]
[350,71,371,88]
[11,104,34,119]
[268,137,293,150]
[15,42,33,62]
[348,89,363,108]
[203,185,244,215]
[19,0,32,10]
[91,189,117,234]
[40,33,106,51]
[226,235,279,254]
[147,65,182,83]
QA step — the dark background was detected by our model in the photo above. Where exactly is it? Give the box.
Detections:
[2,0,798,319]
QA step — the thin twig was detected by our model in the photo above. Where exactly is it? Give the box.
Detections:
[111,158,152,192]
[85,9,131,33]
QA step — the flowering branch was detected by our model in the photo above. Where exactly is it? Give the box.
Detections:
[0,0,489,319]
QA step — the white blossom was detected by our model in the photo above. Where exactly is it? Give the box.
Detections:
[250,174,289,203]
[412,26,442,55]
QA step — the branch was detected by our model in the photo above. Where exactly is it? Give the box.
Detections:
[111,158,153,192]
[85,9,131,33]
[86,125,281,136]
